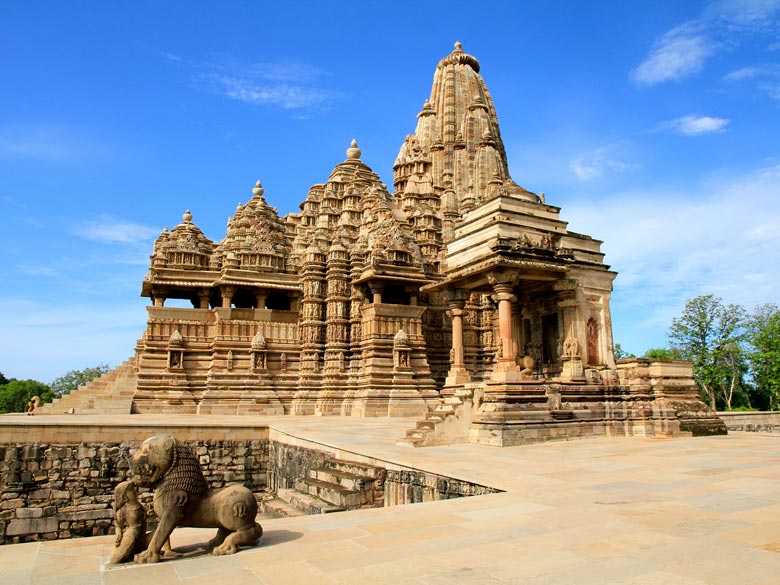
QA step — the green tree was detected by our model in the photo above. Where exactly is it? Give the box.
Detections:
[0,371,8,385]
[746,304,780,410]
[642,347,683,360]
[668,295,747,410]
[50,363,110,396]
[0,379,54,414]
[613,343,635,360]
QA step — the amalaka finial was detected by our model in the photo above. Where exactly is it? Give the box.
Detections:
[183,210,193,222]
[346,139,361,160]
[253,180,264,197]
[454,40,463,51]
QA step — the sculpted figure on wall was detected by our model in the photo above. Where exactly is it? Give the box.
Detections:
[562,334,579,359]
[130,434,263,563]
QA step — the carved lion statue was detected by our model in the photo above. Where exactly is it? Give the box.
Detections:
[129,434,263,563]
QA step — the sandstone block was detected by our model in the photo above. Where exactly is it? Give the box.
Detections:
[6,517,58,536]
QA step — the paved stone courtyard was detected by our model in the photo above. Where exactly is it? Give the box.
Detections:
[2,417,780,584]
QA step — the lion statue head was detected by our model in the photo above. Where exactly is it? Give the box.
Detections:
[130,434,208,497]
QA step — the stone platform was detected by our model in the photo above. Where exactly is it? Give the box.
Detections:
[2,416,780,584]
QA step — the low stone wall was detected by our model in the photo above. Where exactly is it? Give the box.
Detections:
[384,469,498,505]
[0,421,269,545]
[269,441,499,510]
[1,418,500,546]
[718,411,780,433]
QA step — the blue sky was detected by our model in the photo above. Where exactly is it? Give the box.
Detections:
[2,1,779,382]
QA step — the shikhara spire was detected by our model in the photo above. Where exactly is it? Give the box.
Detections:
[394,40,538,241]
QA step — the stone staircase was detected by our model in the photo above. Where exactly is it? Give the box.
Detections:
[262,458,385,518]
[38,359,138,415]
[398,383,484,447]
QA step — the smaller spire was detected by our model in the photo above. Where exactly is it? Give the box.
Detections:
[183,210,193,222]
[346,139,362,160]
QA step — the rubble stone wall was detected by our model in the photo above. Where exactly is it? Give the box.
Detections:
[1,421,500,545]
[0,423,269,545]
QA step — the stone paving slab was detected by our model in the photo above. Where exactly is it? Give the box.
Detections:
[2,416,780,583]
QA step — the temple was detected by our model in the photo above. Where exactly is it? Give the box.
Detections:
[41,43,725,445]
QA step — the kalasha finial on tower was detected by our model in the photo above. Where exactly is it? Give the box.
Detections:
[346,139,361,160]
[183,210,193,222]
[454,40,463,51]
[253,180,264,198]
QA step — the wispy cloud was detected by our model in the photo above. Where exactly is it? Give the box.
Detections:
[632,22,714,87]
[162,52,337,113]
[565,162,780,348]
[724,63,780,99]
[570,145,638,181]
[632,1,780,87]
[660,114,730,135]
[704,0,780,29]
[74,215,158,245]
[208,74,333,110]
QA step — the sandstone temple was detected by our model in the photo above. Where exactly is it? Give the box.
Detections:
[41,42,725,445]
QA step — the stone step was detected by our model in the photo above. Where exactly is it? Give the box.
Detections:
[277,488,343,515]
[406,428,430,440]
[326,458,382,480]
[395,436,423,448]
[261,497,306,518]
[294,477,369,509]
[310,467,371,492]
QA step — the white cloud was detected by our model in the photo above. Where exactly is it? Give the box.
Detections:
[570,146,638,181]
[185,59,336,112]
[632,1,780,87]
[724,63,780,100]
[661,114,730,135]
[210,74,333,110]
[75,215,158,245]
[633,23,714,87]
[705,0,780,27]
[564,163,780,350]
[723,66,763,80]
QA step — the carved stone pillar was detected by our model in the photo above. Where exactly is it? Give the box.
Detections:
[152,286,168,307]
[488,271,522,381]
[493,285,518,374]
[220,286,235,308]
[254,290,267,310]
[445,298,470,386]
[198,290,210,310]
[555,279,585,382]
[370,284,383,304]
